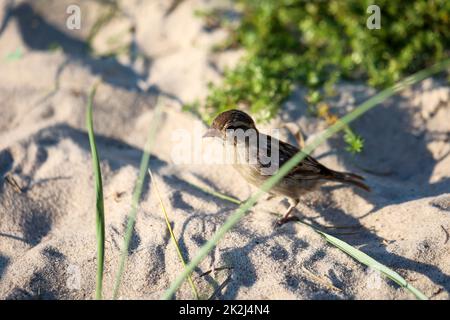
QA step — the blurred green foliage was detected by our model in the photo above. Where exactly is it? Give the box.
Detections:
[189,0,449,152]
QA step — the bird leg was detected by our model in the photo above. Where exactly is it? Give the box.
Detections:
[277,199,300,226]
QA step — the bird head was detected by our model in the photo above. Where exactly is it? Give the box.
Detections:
[203,109,257,141]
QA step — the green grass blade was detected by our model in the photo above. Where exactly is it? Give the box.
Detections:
[162,59,450,300]
[184,180,242,205]
[148,169,200,300]
[314,229,428,300]
[112,104,163,299]
[184,186,428,299]
[85,82,105,300]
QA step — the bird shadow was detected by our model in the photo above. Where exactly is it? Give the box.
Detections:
[168,181,347,299]
[324,83,450,213]
[282,83,450,212]
[219,228,343,299]
[281,82,450,296]
[186,82,450,298]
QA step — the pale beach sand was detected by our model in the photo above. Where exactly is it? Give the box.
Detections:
[0,0,449,299]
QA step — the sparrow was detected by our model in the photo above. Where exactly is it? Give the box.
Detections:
[203,109,370,225]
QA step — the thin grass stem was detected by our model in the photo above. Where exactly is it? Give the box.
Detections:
[86,82,105,300]
[112,104,163,299]
[184,181,241,205]
[149,168,200,299]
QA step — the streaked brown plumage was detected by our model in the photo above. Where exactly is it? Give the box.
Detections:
[204,109,370,225]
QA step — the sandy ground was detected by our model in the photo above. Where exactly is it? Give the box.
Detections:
[0,0,450,300]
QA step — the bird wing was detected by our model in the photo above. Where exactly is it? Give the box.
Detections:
[257,134,331,179]
[287,153,331,180]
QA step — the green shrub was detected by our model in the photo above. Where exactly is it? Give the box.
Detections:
[191,0,450,152]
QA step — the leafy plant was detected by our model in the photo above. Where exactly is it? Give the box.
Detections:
[192,0,450,152]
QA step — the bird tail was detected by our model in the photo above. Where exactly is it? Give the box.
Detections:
[327,170,371,192]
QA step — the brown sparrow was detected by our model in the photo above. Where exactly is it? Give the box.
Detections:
[203,109,370,225]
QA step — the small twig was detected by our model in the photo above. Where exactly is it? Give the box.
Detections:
[5,174,24,193]
[301,266,342,293]
[430,287,444,299]
[208,274,232,300]
[199,266,233,278]
[441,225,449,245]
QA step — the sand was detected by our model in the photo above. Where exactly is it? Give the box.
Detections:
[0,0,449,300]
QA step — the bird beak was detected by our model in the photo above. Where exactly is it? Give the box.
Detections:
[203,128,221,138]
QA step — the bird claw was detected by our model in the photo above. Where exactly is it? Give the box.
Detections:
[276,218,287,227]
[275,216,300,228]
